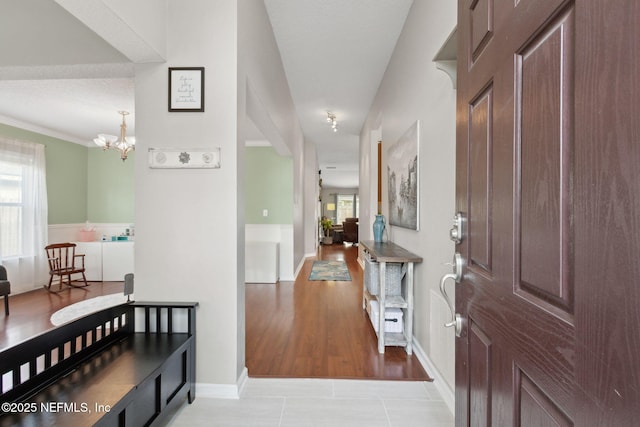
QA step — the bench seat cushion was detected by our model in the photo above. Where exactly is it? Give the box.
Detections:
[0,333,191,427]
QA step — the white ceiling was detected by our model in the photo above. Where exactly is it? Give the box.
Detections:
[0,0,135,144]
[263,0,413,187]
[0,0,413,188]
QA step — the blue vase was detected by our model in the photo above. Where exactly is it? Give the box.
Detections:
[373,214,385,242]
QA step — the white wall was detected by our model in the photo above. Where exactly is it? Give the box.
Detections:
[304,140,319,257]
[237,0,306,382]
[134,0,241,389]
[359,126,381,244]
[237,0,307,278]
[117,0,304,394]
[57,0,166,63]
[360,0,457,401]
[103,0,167,59]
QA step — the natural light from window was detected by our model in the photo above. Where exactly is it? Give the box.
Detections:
[0,137,48,268]
[336,194,359,224]
[0,165,23,258]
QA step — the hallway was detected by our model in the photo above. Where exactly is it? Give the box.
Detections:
[245,244,430,380]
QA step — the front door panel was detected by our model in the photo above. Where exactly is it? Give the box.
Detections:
[456,0,640,425]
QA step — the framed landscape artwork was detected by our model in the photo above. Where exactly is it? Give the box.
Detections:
[387,120,419,230]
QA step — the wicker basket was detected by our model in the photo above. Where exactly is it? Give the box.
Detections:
[364,254,403,296]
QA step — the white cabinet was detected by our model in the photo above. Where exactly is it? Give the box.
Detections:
[102,242,135,281]
[73,241,134,281]
[73,242,103,281]
[245,241,279,283]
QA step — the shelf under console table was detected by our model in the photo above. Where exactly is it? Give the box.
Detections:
[360,240,423,354]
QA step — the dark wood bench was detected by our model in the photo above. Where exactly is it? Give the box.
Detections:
[0,301,198,426]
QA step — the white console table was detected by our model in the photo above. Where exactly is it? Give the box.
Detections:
[360,240,423,354]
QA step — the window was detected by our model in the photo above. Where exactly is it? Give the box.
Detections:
[0,137,48,261]
[336,194,359,224]
[0,164,24,257]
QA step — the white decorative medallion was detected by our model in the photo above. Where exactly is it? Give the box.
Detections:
[148,147,221,168]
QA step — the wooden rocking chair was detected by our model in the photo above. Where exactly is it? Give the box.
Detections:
[45,243,89,292]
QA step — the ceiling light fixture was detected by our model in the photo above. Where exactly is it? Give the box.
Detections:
[93,111,135,161]
[326,111,338,132]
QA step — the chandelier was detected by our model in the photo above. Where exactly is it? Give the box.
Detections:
[93,111,135,161]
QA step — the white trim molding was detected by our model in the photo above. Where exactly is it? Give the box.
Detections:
[196,367,248,400]
[412,337,455,415]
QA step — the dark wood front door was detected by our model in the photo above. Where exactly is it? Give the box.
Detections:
[455,0,640,425]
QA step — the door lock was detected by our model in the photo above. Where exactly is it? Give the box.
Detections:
[449,212,464,244]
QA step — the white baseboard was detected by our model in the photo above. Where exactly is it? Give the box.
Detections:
[196,367,248,400]
[412,337,455,415]
[196,383,240,399]
[294,252,315,279]
[237,367,248,395]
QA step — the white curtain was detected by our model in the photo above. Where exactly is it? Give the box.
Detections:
[0,137,49,292]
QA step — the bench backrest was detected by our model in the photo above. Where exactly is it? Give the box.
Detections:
[0,302,198,405]
[0,304,133,403]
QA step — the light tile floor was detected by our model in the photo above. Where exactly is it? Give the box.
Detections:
[168,378,454,427]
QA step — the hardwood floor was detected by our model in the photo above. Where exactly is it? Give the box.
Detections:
[2,246,431,381]
[0,281,124,351]
[246,244,432,381]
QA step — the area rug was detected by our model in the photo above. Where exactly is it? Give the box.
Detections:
[50,293,129,326]
[309,260,351,281]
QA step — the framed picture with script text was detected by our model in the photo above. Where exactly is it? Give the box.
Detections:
[168,67,205,112]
